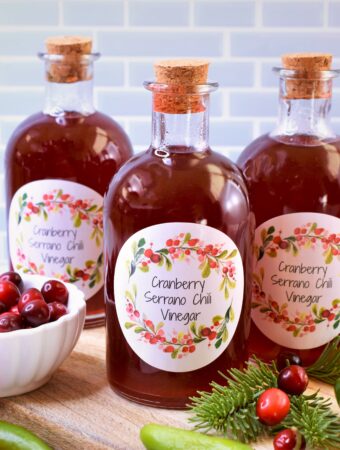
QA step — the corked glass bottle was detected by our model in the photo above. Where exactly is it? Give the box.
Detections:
[105,60,253,408]
[5,36,133,327]
[238,53,340,365]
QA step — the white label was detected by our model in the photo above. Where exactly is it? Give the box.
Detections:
[9,180,104,300]
[252,213,340,350]
[114,223,244,372]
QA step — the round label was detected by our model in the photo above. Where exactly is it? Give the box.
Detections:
[9,180,104,300]
[252,213,340,350]
[114,222,244,372]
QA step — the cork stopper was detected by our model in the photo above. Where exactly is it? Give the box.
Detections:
[45,36,93,83]
[153,59,209,114]
[281,53,333,99]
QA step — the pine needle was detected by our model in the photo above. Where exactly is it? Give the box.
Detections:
[307,336,340,385]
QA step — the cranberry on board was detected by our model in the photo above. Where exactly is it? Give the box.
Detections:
[0,271,23,291]
[18,288,44,313]
[21,299,50,327]
[256,388,290,426]
[278,365,309,396]
[41,280,69,305]
[0,280,21,311]
[10,304,20,315]
[48,302,68,321]
[273,428,306,450]
[0,312,22,332]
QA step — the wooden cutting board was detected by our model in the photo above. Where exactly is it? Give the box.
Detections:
[0,327,338,450]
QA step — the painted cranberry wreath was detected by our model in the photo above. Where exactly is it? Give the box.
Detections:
[124,285,234,359]
[256,222,340,264]
[252,269,340,336]
[16,189,103,247]
[128,232,238,300]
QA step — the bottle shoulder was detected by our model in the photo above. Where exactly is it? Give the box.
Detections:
[107,148,249,205]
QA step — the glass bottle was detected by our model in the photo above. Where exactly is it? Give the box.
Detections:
[105,60,253,408]
[5,36,133,327]
[237,53,340,366]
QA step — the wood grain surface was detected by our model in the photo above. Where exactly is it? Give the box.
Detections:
[0,327,338,450]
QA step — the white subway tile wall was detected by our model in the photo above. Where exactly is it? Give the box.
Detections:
[1,0,340,268]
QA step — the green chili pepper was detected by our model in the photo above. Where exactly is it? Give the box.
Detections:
[140,424,253,450]
[335,378,340,407]
[0,421,51,450]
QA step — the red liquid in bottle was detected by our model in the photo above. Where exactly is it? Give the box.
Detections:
[5,41,133,327]
[238,57,340,365]
[105,62,252,408]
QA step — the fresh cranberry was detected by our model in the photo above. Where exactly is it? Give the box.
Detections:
[277,352,302,371]
[48,302,68,321]
[0,271,23,291]
[256,388,290,426]
[41,280,69,305]
[21,299,50,327]
[10,304,20,315]
[0,280,21,311]
[273,428,306,450]
[18,288,44,313]
[278,365,309,395]
[0,312,22,332]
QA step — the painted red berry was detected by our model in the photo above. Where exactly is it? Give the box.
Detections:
[166,239,173,246]
[164,346,174,353]
[173,240,180,246]
[150,254,161,263]
[169,247,176,254]
[0,271,23,291]
[208,331,217,340]
[321,309,331,318]
[144,248,153,258]
[0,312,23,332]
[278,365,309,395]
[41,280,69,305]
[273,236,282,244]
[256,388,290,425]
[201,327,211,337]
[21,299,50,327]
[18,288,44,313]
[279,241,289,250]
[48,302,68,321]
[209,261,217,268]
[188,239,198,246]
[185,249,191,255]
[189,345,196,353]
[0,280,21,311]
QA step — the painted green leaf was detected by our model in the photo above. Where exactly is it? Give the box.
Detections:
[217,250,228,259]
[201,259,211,279]
[86,205,97,212]
[334,321,340,330]
[230,307,235,322]
[324,247,333,264]
[212,315,223,323]
[251,303,261,309]
[222,328,228,343]
[310,222,317,232]
[74,213,81,228]
[139,264,149,273]
[268,226,275,234]
[125,290,134,302]
[332,299,340,308]
[125,322,135,329]
[171,348,180,359]
[261,228,267,243]
[227,249,238,259]
[312,304,318,316]
[66,264,72,276]
[165,256,172,271]
[138,238,146,248]
[24,215,31,222]
[22,193,27,200]
[159,248,169,255]
[190,322,197,334]
[43,210,48,221]
[215,339,222,349]
[134,327,145,333]
[156,322,164,332]
[227,278,236,289]
[183,233,191,244]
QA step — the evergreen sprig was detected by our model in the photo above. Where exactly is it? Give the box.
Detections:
[307,336,340,385]
[188,358,340,448]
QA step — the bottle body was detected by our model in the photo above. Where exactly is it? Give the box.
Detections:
[6,111,133,326]
[238,66,340,365]
[105,145,252,408]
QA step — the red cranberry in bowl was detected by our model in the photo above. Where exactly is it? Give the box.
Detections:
[48,302,68,322]
[0,280,21,311]
[21,299,50,327]
[0,312,23,332]
[41,280,69,305]
[0,271,23,291]
[18,288,45,313]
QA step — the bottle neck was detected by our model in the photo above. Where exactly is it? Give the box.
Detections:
[151,93,210,152]
[272,77,335,142]
[43,78,95,116]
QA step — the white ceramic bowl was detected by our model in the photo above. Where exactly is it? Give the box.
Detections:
[0,274,86,397]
